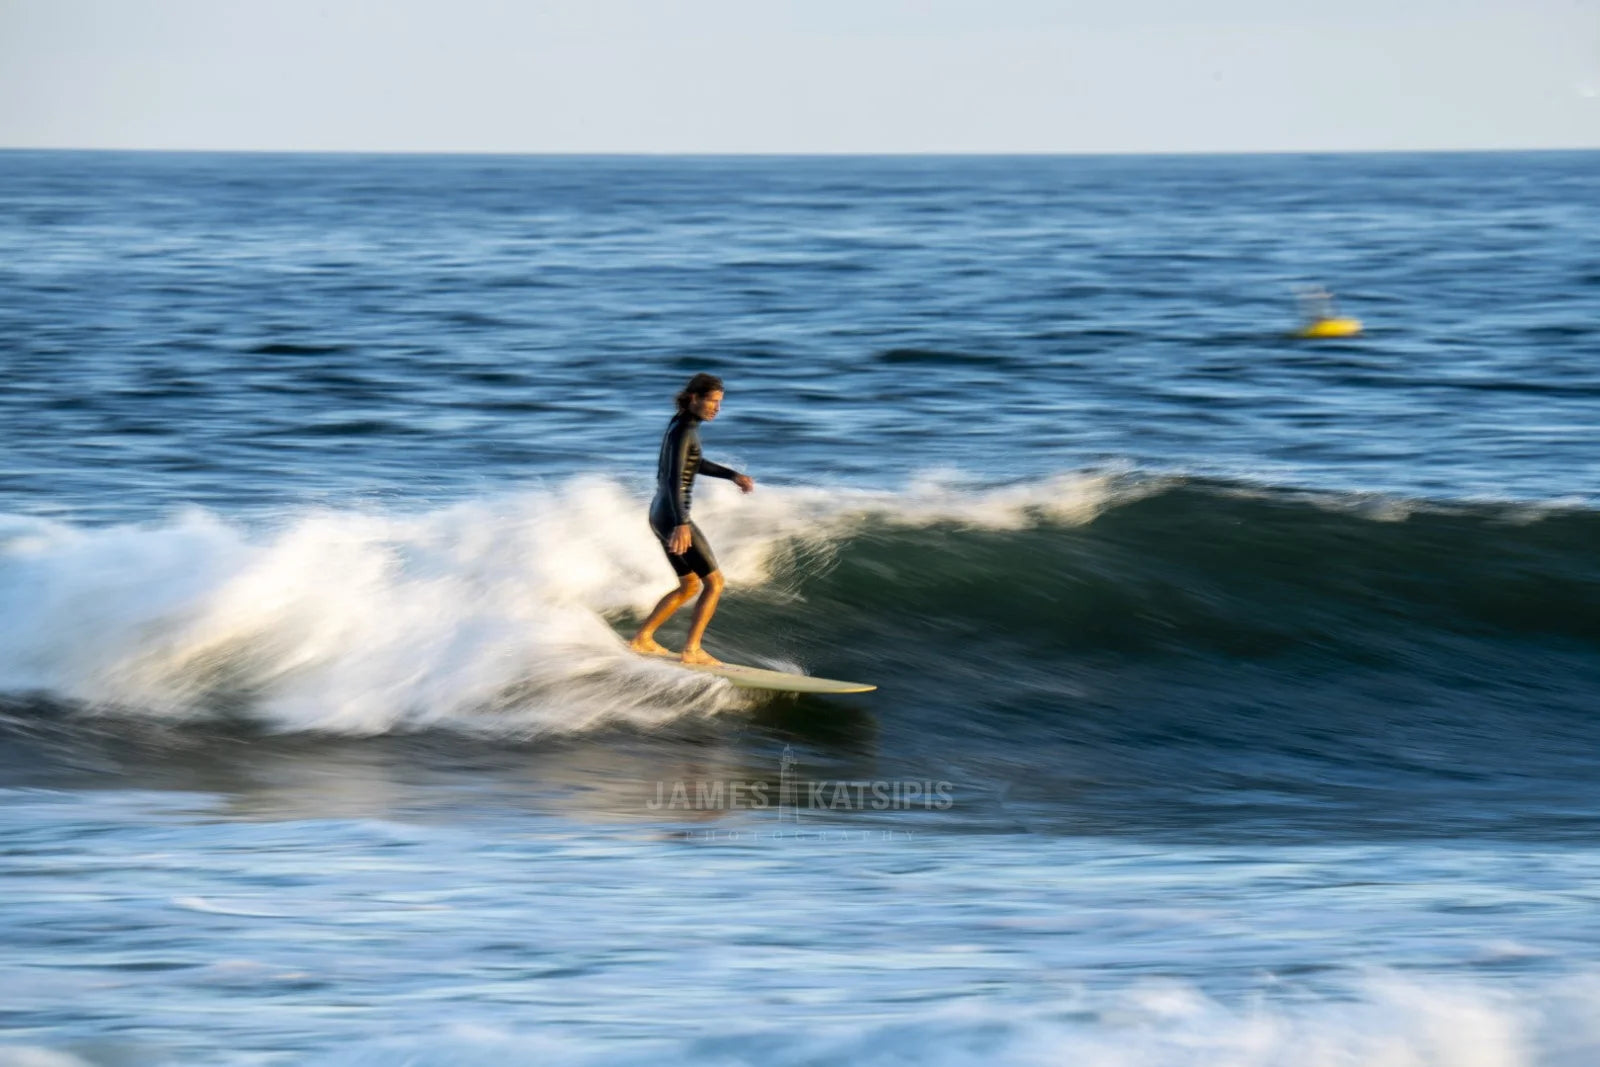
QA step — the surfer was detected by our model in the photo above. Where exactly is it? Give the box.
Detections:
[629,373,755,666]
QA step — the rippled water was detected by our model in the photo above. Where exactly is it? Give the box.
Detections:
[3,151,1597,522]
[1,150,1598,1065]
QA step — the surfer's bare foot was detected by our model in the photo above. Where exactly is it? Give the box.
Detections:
[629,636,673,655]
[680,646,722,667]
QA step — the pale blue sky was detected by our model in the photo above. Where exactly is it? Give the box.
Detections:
[2,0,1596,152]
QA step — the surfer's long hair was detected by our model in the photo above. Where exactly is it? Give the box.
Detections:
[675,373,724,414]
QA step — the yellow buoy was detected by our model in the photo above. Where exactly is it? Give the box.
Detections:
[1297,317,1363,339]
[1294,287,1363,339]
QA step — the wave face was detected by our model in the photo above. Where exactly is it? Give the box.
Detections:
[801,479,1600,659]
[1,472,1595,752]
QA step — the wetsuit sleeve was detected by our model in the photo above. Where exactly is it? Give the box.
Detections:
[697,458,741,480]
[664,419,694,526]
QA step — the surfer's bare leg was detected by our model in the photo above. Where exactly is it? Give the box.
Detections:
[630,573,702,654]
[680,569,724,666]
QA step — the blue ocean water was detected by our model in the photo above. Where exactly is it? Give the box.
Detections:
[1,150,1598,1065]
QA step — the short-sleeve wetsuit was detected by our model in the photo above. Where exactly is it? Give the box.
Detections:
[649,411,742,578]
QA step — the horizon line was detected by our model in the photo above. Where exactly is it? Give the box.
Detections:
[3,145,1598,159]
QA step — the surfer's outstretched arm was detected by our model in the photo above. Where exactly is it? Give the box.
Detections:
[701,460,755,495]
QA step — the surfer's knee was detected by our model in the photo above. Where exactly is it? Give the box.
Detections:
[679,573,703,595]
[703,569,724,592]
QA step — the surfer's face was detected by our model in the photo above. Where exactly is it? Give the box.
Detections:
[692,390,723,421]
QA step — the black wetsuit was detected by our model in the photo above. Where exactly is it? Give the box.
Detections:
[649,411,741,578]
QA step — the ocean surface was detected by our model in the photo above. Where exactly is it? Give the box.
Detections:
[1,149,1598,1065]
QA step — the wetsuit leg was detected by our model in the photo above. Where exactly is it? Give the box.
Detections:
[650,517,719,578]
[679,522,719,577]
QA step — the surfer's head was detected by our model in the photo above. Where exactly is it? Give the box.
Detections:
[676,373,724,421]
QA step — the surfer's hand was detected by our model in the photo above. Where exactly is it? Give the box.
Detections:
[670,525,691,554]
[733,474,755,494]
